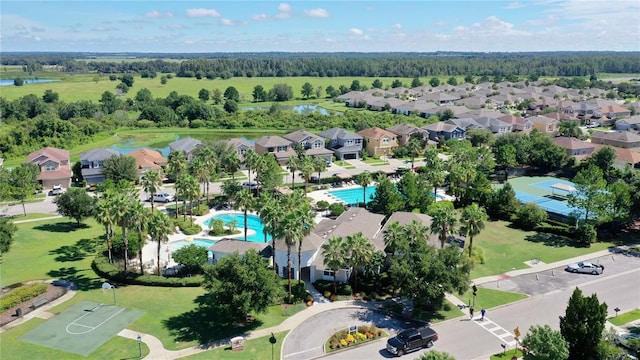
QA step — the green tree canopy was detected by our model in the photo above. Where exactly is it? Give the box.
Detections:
[559,287,607,360]
[0,217,18,258]
[223,86,240,101]
[568,164,607,223]
[102,154,138,183]
[53,187,96,226]
[172,244,208,273]
[522,324,569,360]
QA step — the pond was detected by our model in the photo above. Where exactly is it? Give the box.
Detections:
[0,78,59,86]
[242,104,330,115]
[108,135,261,156]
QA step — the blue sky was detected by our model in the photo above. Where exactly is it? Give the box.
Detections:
[1,1,639,53]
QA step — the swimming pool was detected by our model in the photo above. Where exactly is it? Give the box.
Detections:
[167,238,216,252]
[328,186,442,205]
[205,213,271,243]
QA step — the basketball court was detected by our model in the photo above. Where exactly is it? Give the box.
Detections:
[20,300,143,356]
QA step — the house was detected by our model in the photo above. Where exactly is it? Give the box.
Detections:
[498,114,533,133]
[615,115,640,131]
[127,148,167,177]
[599,104,632,120]
[553,137,596,161]
[418,92,461,104]
[386,123,428,146]
[207,239,271,264]
[422,122,466,142]
[283,130,334,161]
[372,212,440,252]
[226,138,254,160]
[357,127,399,157]
[318,127,363,160]
[168,137,202,162]
[80,148,119,185]
[445,118,484,131]
[563,102,601,120]
[454,96,491,110]
[472,117,513,135]
[527,115,559,136]
[591,131,640,149]
[254,135,296,164]
[27,147,72,190]
[305,208,385,284]
[393,100,439,117]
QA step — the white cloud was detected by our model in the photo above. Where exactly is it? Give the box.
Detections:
[393,23,402,30]
[278,3,291,12]
[433,20,447,26]
[305,8,330,18]
[161,23,184,30]
[505,2,525,9]
[252,13,270,21]
[186,8,221,18]
[221,19,235,26]
[348,28,363,35]
[145,10,173,18]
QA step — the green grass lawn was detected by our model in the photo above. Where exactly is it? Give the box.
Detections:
[470,220,614,279]
[7,213,60,222]
[336,160,356,169]
[458,288,528,310]
[609,309,640,326]
[490,348,524,360]
[182,331,288,359]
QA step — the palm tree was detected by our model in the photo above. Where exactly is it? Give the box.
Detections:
[195,146,217,203]
[235,188,255,241]
[223,151,242,180]
[298,156,315,193]
[286,156,300,189]
[383,221,405,256]
[344,232,374,293]
[141,170,162,212]
[94,192,115,263]
[460,203,488,258]
[559,120,582,138]
[257,193,284,274]
[407,138,424,170]
[280,207,304,303]
[167,151,187,218]
[355,171,373,208]
[296,199,315,285]
[405,219,429,247]
[243,149,260,185]
[111,193,135,270]
[312,156,327,185]
[189,158,207,209]
[221,179,242,210]
[148,211,173,276]
[430,203,458,248]
[178,174,199,224]
[129,202,149,274]
[321,236,346,296]
[423,147,446,194]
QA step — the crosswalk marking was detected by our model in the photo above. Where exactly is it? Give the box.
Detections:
[472,317,517,347]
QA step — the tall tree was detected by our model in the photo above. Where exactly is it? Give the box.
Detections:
[286,156,300,189]
[111,192,136,270]
[141,170,162,212]
[354,171,373,208]
[242,149,260,185]
[429,201,457,248]
[422,147,446,195]
[521,325,569,360]
[0,217,18,259]
[559,287,607,360]
[129,202,150,274]
[95,191,116,263]
[460,203,488,258]
[301,82,314,99]
[321,236,346,296]
[9,164,39,216]
[53,187,95,226]
[568,165,607,223]
[312,156,327,185]
[298,156,315,194]
[103,154,138,183]
[558,120,582,138]
[368,175,404,216]
[343,232,374,293]
[495,144,518,182]
[148,210,173,276]
[235,188,255,241]
[406,138,424,170]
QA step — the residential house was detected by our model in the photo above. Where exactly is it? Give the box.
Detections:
[254,135,296,164]
[80,148,119,185]
[305,208,385,283]
[599,104,632,121]
[283,130,334,161]
[458,108,506,119]
[168,137,202,162]
[454,96,491,110]
[27,147,72,190]
[207,239,271,264]
[422,122,466,142]
[357,127,399,157]
[445,118,484,131]
[366,96,406,111]
[615,115,640,131]
[553,137,596,162]
[128,148,167,177]
[386,123,428,146]
[372,212,440,252]
[591,131,640,149]
[473,117,513,135]
[393,101,439,117]
[226,138,254,160]
[436,104,474,117]
[498,114,533,133]
[318,127,363,160]
[527,115,559,136]
[563,102,602,121]
[418,92,460,104]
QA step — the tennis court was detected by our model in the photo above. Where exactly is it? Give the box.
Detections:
[20,300,143,356]
[497,176,583,218]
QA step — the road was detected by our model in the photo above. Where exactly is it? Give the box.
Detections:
[298,258,640,360]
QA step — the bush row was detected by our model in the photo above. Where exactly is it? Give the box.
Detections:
[92,254,203,287]
[313,280,353,296]
[0,283,49,311]
[174,218,203,235]
[327,325,385,351]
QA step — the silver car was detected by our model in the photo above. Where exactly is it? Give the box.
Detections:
[565,261,604,275]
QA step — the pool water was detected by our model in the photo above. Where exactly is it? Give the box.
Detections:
[329,186,442,205]
[205,213,271,243]
[167,239,216,252]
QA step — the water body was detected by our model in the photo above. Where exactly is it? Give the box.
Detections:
[0,78,59,86]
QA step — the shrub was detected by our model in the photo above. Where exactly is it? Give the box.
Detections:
[514,203,548,230]
[173,219,202,235]
[0,284,49,311]
[92,254,203,287]
[313,280,352,296]
[326,325,385,351]
[110,233,142,259]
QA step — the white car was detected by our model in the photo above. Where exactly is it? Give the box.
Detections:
[152,192,175,203]
[242,181,259,190]
[614,332,640,348]
[565,261,604,275]
[50,185,64,196]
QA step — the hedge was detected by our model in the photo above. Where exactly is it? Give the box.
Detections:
[92,254,203,287]
[174,218,202,235]
[0,283,49,311]
[313,280,353,296]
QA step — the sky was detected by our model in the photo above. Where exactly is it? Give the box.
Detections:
[1,1,639,53]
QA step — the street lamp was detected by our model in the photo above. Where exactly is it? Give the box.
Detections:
[137,335,142,359]
[269,333,277,360]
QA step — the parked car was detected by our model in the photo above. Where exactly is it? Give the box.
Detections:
[565,261,604,275]
[242,181,259,190]
[614,332,640,348]
[386,326,438,356]
[50,185,64,196]
[151,192,175,203]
